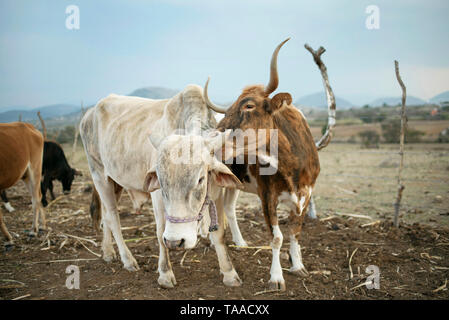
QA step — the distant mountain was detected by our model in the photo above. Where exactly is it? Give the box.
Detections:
[429,91,449,104]
[0,105,34,112]
[369,96,426,107]
[294,92,355,109]
[0,104,80,123]
[128,87,178,99]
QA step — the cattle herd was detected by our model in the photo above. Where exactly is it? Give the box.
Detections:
[0,39,337,292]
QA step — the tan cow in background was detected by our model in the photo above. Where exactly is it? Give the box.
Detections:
[0,122,45,248]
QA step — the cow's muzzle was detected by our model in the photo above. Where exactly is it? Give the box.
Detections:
[164,238,185,250]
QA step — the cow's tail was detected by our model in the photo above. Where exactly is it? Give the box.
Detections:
[304,44,336,151]
[90,185,102,233]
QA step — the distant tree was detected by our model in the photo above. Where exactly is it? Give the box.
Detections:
[381,119,425,143]
[54,126,76,144]
[363,104,370,109]
[358,130,380,148]
[381,120,402,143]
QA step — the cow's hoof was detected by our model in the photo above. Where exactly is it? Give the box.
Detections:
[4,202,15,212]
[223,274,242,287]
[124,257,139,272]
[27,231,37,238]
[158,272,177,289]
[268,279,286,291]
[232,239,248,247]
[103,250,117,263]
[289,266,309,277]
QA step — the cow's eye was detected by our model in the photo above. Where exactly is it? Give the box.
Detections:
[198,176,205,185]
[245,104,255,110]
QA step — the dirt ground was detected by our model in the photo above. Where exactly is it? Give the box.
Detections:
[1,143,448,300]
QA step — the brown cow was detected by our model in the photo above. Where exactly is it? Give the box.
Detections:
[203,38,336,290]
[0,122,46,248]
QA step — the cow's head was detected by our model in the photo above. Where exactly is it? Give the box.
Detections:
[144,133,241,250]
[204,38,292,132]
[61,168,82,194]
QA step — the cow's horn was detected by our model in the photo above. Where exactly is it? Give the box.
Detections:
[204,77,229,114]
[264,38,290,95]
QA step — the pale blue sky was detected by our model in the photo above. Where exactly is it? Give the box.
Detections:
[0,0,448,109]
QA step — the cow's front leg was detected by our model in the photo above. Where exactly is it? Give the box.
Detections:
[260,190,285,291]
[224,189,247,247]
[101,207,117,263]
[288,188,311,276]
[210,193,241,287]
[269,224,285,290]
[151,191,176,288]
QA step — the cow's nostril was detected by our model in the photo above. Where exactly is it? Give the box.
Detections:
[178,239,185,248]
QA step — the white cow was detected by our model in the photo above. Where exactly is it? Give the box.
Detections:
[80,85,242,288]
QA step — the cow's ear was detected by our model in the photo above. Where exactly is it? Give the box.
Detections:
[143,168,160,193]
[210,160,242,189]
[270,92,292,111]
[149,133,164,149]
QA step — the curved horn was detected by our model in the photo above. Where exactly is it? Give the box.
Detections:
[203,77,229,114]
[264,37,290,95]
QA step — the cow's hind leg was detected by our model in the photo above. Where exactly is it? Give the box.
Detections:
[151,190,176,288]
[92,174,138,271]
[101,202,116,262]
[22,165,45,235]
[0,207,13,248]
[224,189,247,246]
[210,192,242,287]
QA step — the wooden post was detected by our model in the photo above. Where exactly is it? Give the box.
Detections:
[393,60,407,227]
[37,111,47,139]
[71,101,85,161]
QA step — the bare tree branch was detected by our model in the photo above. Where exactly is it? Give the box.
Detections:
[393,60,407,228]
[304,44,336,150]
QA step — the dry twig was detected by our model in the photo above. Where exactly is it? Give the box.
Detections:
[348,248,359,279]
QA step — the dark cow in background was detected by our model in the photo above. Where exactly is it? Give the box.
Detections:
[1,140,81,209]
[40,141,81,206]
